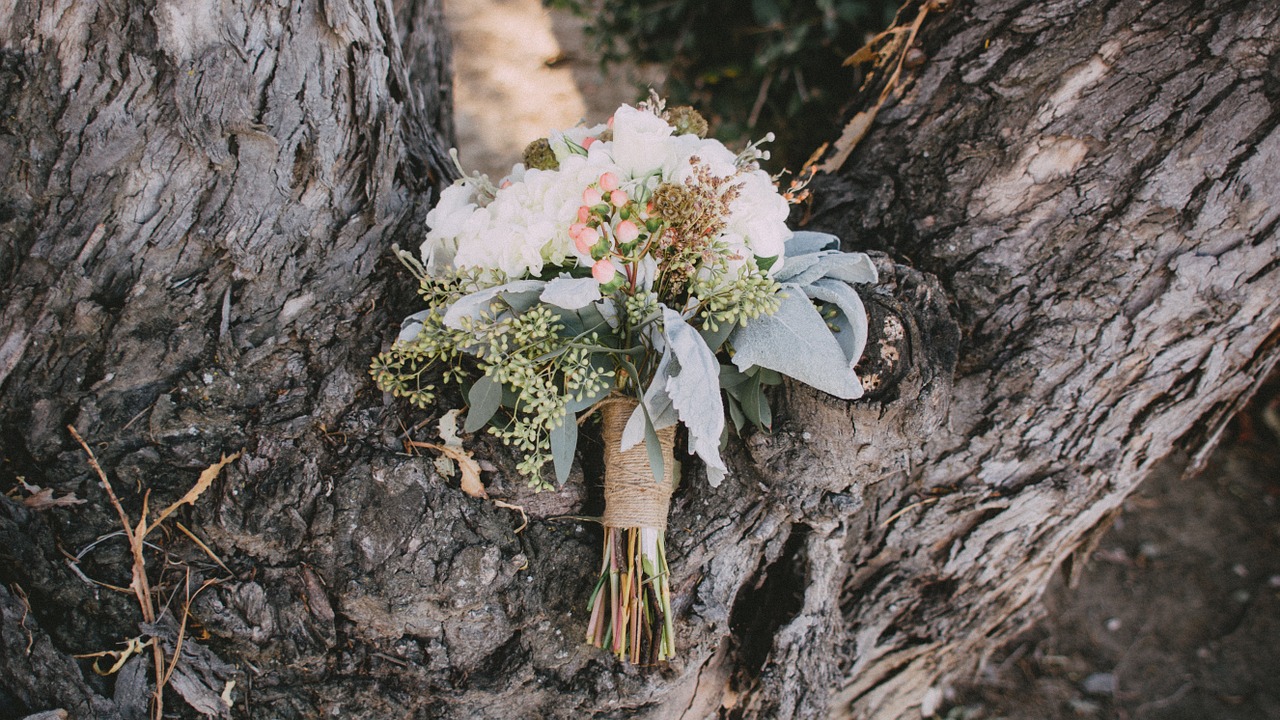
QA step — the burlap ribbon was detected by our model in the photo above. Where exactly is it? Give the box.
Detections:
[600,396,676,530]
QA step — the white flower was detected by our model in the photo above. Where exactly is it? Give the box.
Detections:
[726,169,791,271]
[610,105,677,178]
[421,181,480,274]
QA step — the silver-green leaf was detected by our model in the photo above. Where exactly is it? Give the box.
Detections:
[729,285,864,399]
[464,373,503,433]
[549,407,577,486]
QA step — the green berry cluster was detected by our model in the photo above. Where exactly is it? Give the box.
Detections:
[482,306,615,487]
[690,264,782,335]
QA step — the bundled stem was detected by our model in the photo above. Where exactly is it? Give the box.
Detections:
[585,398,677,662]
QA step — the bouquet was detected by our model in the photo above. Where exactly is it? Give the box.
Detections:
[373,95,876,663]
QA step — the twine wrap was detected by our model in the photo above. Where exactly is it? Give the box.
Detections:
[600,397,676,530]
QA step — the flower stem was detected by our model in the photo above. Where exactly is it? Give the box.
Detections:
[585,526,675,662]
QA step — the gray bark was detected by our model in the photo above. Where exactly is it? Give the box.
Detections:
[0,0,1277,719]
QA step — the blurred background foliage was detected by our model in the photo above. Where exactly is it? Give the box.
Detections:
[545,0,902,172]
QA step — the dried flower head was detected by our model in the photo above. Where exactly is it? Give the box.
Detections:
[664,105,709,138]
[522,138,559,171]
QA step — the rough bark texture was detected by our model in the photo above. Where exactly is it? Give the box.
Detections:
[0,1,1277,720]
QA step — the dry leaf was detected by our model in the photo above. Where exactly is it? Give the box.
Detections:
[151,450,242,532]
[817,110,878,174]
[821,4,932,173]
[437,409,464,446]
[20,485,87,510]
[408,441,487,499]
[843,43,882,67]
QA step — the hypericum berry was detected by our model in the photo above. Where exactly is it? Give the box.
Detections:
[583,136,597,149]
[574,226,599,254]
[577,205,591,222]
[614,220,640,243]
[583,187,603,206]
[610,189,629,207]
[599,172,619,191]
[592,259,616,283]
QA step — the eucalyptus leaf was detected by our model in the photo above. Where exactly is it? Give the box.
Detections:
[738,372,765,428]
[719,363,750,389]
[463,374,503,433]
[698,317,735,354]
[551,307,584,337]
[729,285,864,399]
[576,301,609,334]
[621,354,678,452]
[725,392,746,433]
[642,405,665,485]
[550,408,578,486]
[501,289,543,315]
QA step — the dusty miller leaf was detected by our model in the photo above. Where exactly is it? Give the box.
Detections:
[786,230,840,255]
[540,276,602,310]
[662,307,726,481]
[730,285,864,399]
[805,277,871,367]
[441,280,545,330]
[397,308,432,343]
[621,351,678,452]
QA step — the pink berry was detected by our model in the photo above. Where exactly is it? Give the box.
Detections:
[592,259,616,283]
[599,172,619,192]
[569,222,588,239]
[574,226,599,254]
[583,136,597,149]
[583,187,603,206]
[614,220,640,243]
[577,205,591,222]
[610,189,628,207]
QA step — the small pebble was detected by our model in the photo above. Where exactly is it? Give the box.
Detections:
[1105,617,1122,632]
[1232,564,1248,577]
[1082,672,1115,697]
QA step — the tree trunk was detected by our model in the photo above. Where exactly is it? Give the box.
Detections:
[1,1,1277,720]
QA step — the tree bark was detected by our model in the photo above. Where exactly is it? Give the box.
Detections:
[1,1,1277,719]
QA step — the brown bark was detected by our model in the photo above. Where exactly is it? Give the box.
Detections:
[1,0,1277,719]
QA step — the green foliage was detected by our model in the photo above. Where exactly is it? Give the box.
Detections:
[547,0,899,169]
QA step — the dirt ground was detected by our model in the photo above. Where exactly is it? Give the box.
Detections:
[445,0,659,180]
[947,378,1280,720]
[445,7,1280,718]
